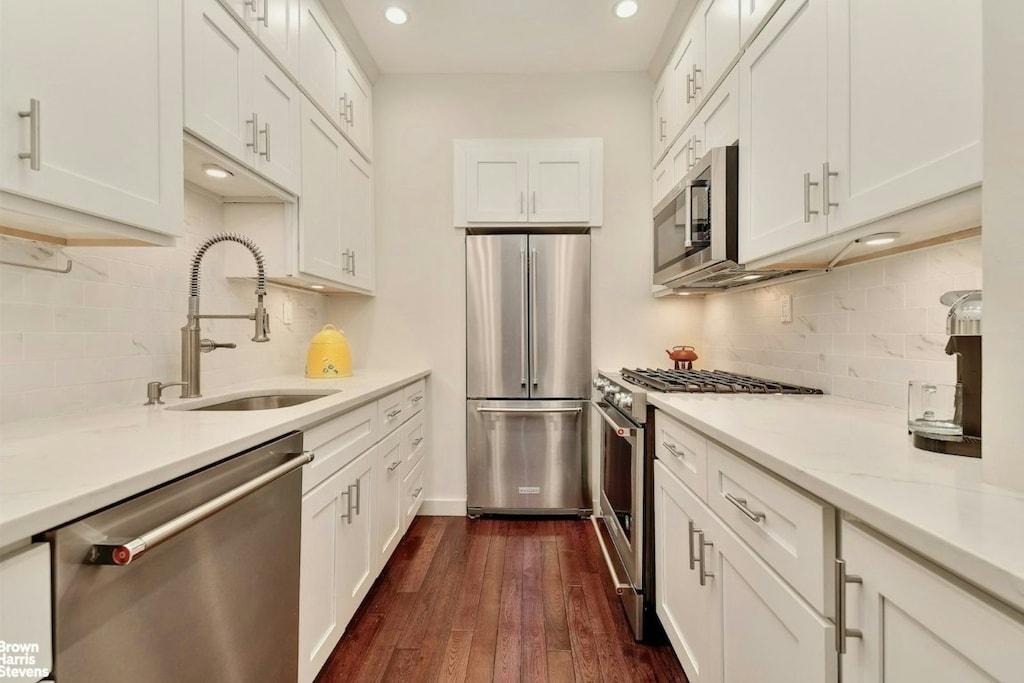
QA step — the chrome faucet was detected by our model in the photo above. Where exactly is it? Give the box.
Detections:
[180,233,270,398]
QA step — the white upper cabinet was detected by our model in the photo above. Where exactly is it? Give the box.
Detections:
[185,0,301,193]
[339,142,374,290]
[653,72,672,162]
[738,0,829,262]
[299,0,372,160]
[740,0,784,46]
[670,24,704,143]
[738,0,982,262]
[0,0,183,244]
[700,0,741,95]
[223,0,301,74]
[455,139,603,227]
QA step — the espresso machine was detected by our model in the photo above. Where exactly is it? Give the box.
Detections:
[912,290,982,458]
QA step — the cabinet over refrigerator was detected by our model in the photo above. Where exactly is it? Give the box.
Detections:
[466,233,591,516]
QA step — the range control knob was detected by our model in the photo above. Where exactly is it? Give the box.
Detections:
[619,394,634,409]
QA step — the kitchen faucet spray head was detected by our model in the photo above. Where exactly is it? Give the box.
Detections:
[253,292,270,342]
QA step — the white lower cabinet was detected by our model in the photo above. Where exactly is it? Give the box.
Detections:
[376,429,404,565]
[0,544,52,683]
[655,459,835,683]
[840,521,1024,683]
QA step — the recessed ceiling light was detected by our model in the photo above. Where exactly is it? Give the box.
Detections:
[614,1,639,18]
[856,232,900,246]
[201,163,233,179]
[310,284,325,290]
[385,6,408,24]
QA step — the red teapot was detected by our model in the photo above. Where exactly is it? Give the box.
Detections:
[665,345,698,370]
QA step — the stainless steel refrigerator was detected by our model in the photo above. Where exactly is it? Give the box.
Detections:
[466,233,591,516]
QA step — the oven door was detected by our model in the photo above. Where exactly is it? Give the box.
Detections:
[593,400,644,592]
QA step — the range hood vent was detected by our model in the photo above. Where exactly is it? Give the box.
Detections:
[664,259,810,291]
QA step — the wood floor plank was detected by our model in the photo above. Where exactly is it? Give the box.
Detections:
[580,571,617,636]
[521,537,549,682]
[541,539,572,652]
[381,648,421,682]
[452,533,491,631]
[557,534,582,588]
[465,532,508,682]
[571,521,600,575]
[436,629,474,683]
[492,535,524,682]
[565,585,601,683]
[398,517,448,593]
[593,631,633,683]
[548,650,577,683]
[315,612,384,683]
[396,520,460,649]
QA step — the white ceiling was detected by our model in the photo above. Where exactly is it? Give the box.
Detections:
[334,0,687,75]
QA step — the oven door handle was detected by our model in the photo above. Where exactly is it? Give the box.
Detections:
[591,400,638,437]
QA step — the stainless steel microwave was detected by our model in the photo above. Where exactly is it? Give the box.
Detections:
[653,145,741,289]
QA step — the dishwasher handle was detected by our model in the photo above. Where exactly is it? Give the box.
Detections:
[90,450,314,566]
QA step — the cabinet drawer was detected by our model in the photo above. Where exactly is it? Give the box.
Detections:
[401,413,426,481]
[304,402,377,492]
[403,456,426,531]
[0,543,52,679]
[654,411,709,501]
[403,379,426,417]
[707,441,835,613]
[378,389,405,437]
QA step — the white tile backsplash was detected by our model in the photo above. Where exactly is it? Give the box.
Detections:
[0,190,329,423]
[703,236,981,409]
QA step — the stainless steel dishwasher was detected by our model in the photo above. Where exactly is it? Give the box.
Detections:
[48,431,310,683]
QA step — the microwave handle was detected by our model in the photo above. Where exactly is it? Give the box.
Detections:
[683,182,693,248]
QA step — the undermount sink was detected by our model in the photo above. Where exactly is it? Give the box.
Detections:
[170,390,339,412]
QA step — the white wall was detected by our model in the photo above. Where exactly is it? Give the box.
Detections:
[704,237,982,408]
[328,72,703,513]
[982,1,1024,491]
[0,190,328,422]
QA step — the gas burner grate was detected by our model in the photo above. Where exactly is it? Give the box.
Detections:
[620,368,824,395]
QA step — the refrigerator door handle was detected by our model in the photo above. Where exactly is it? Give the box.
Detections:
[530,247,539,387]
[520,247,528,387]
[476,406,583,414]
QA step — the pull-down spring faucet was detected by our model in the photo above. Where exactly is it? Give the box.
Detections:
[180,233,270,398]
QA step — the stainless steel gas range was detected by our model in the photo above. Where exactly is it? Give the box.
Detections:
[591,368,822,641]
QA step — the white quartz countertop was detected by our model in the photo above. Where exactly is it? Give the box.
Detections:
[0,368,430,548]
[648,392,1024,612]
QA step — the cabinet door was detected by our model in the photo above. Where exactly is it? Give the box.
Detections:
[299,0,343,127]
[0,0,183,237]
[339,53,373,159]
[670,23,703,135]
[337,448,376,626]
[259,0,301,75]
[465,148,529,223]
[253,49,302,193]
[738,0,828,262]
[0,544,52,681]
[824,0,982,235]
[184,0,254,165]
[740,0,784,46]
[671,133,694,186]
[701,0,740,96]
[527,149,591,223]
[299,467,348,683]
[696,67,739,156]
[340,140,375,290]
[654,72,671,161]
[655,462,720,683]
[299,99,346,282]
[403,457,426,530]
[841,522,1024,683]
[654,152,673,206]
[376,430,404,565]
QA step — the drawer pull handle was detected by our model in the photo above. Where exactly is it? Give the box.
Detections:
[387,460,402,472]
[687,519,698,571]
[18,99,41,171]
[663,441,684,459]
[411,394,423,403]
[387,408,402,419]
[412,486,423,499]
[412,437,423,447]
[725,492,766,523]
[835,559,863,654]
[696,529,713,586]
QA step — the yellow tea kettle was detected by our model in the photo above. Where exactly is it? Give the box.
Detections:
[305,324,352,378]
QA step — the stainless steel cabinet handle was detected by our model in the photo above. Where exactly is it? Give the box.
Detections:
[687,519,698,570]
[89,451,313,565]
[724,492,766,523]
[411,395,423,403]
[339,94,348,121]
[412,436,424,446]
[340,487,353,523]
[691,135,700,169]
[351,249,356,275]
[659,118,667,142]
[412,486,423,499]
[697,529,713,586]
[803,173,820,223]
[18,99,41,170]
[244,0,266,25]
[387,460,402,472]
[835,559,863,654]
[246,112,259,152]
[387,408,402,419]
[353,478,361,516]
[259,121,271,161]
[347,101,354,128]
[519,192,525,215]
[531,191,536,215]
[529,248,538,386]
[519,247,528,385]
[692,64,703,97]
[663,442,684,459]
[262,0,269,27]
[477,407,582,414]
[822,162,839,215]
[341,249,350,275]
[686,73,694,103]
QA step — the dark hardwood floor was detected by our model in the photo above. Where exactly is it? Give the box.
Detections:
[315,516,688,683]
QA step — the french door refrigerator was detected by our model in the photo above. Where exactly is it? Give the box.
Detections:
[466,233,591,516]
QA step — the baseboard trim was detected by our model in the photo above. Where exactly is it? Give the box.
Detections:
[419,498,467,516]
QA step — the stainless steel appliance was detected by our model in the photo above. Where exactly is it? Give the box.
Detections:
[913,290,982,457]
[49,432,310,683]
[592,367,823,640]
[653,146,803,291]
[466,233,591,516]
